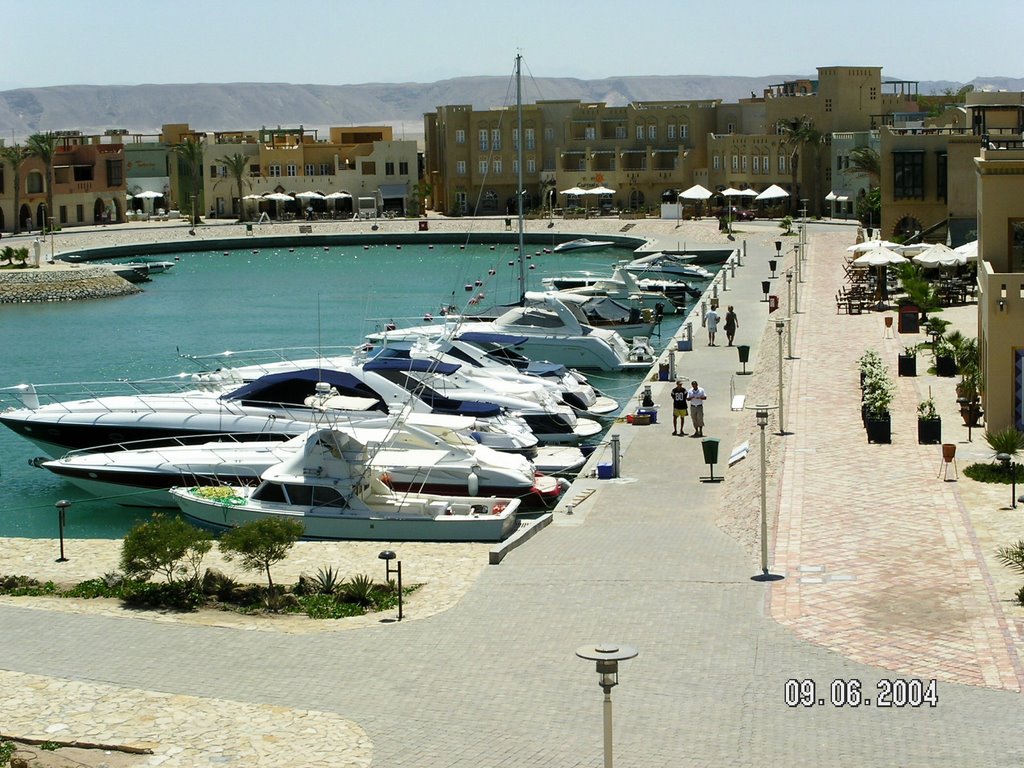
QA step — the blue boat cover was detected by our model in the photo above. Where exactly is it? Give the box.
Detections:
[457,331,530,346]
[362,358,460,375]
[222,368,381,406]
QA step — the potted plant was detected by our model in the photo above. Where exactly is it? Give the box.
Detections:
[933,337,957,378]
[917,395,941,444]
[898,345,917,377]
[862,363,895,443]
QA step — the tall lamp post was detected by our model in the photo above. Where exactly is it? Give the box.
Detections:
[775,319,788,435]
[996,453,1017,508]
[378,550,403,621]
[575,643,638,768]
[746,405,780,580]
[785,270,795,359]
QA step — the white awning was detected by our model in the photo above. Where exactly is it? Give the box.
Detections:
[378,184,407,200]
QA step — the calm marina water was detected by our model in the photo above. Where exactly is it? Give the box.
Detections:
[0,241,698,538]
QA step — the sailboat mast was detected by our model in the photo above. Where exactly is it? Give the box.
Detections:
[516,54,526,304]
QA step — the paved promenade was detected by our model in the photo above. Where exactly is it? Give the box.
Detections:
[1,217,1023,766]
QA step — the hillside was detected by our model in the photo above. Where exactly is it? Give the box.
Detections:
[0,75,1019,140]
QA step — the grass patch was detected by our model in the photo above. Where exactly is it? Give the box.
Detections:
[964,462,1018,484]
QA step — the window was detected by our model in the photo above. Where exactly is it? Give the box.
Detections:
[455,191,467,213]
[763,155,769,173]
[106,159,123,186]
[713,155,720,170]
[727,122,735,134]
[667,124,676,140]
[0,167,4,193]
[75,204,84,222]
[399,161,409,175]
[585,126,596,140]
[455,129,466,144]
[778,155,786,173]
[305,163,315,176]
[680,124,689,139]
[59,205,67,224]
[269,164,281,177]
[936,152,947,202]
[731,154,738,171]
[209,164,218,177]
[491,129,501,150]
[456,160,466,175]
[648,124,657,141]
[479,160,488,175]
[385,161,395,176]
[482,190,498,210]
[892,151,924,200]
[636,125,644,141]
[544,126,554,142]
[753,155,760,173]
[286,164,297,177]
[869,87,877,100]
[742,155,748,171]
[527,157,536,173]
[319,163,330,175]
[512,129,519,150]
[525,128,535,149]
[361,161,375,175]
[825,98,832,113]
[249,164,260,177]
[578,157,585,171]
[478,130,488,151]
[493,159,502,174]
[512,159,518,174]
[615,125,627,139]
[1011,220,1024,272]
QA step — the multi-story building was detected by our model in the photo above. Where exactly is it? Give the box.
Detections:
[0,131,127,232]
[425,66,920,219]
[201,124,418,219]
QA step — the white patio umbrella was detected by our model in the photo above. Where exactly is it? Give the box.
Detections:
[586,185,616,195]
[853,246,908,307]
[954,239,978,262]
[263,192,294,218]
[755,184,789,201]
[295,191,325,200]
[559,186,587,196]
[325,190,353,214]
[912,243,966,268]
[679,184,712,200]
[847,240,900,253]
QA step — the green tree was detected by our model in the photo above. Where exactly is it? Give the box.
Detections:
[856,186,881,230]
[410,180,432,216]
[777,116,824,217]
[218,518,304,592]
[120,513,213,585]
[25,132,58,232]
[0,143,28,235]
[174,137,205,227]
[848,147,881,187]
[216,152,252,222]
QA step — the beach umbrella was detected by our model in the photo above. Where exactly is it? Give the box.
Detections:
[853,246,908,306]
[847,240,900,253]
[912,243,966,268]
[586,185,616,195]
[755,184,789,201]
[954,239,978,262]
[679,184,712,200]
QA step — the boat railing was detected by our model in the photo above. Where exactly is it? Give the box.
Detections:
[58,431,292,459]
[0,376,207,412]
[178,345,366,376]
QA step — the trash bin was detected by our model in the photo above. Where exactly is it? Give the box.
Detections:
[761,281,771,300]
[245,223,253,235]
[898,304,920,334]
[737,345,751,364]
[418,220,429,231]
[701,438,720,465]
[658,363,670,381]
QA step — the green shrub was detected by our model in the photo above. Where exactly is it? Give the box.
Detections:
[62,577,125,599]
[120,580,205,611]
[201,569,241,601]
[298,594,368,619]
[983,427,1024,459]
[218,518,303,591]
[120,513,212,585]
[964,463,1018,483]
[0,575,58,596]
[340,573,377,607]
[996,540,1024,576]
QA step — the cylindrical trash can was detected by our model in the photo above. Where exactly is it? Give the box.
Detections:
[658,363,670,381]
[701,438,720,465]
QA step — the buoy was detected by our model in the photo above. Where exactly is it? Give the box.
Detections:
[428,244,434,250]
[465,284,473,291]
[324,246,329,251]
[513,246,519,252]
[508,261,514,266]
[475,280,482,286]
[488,269,496,276]
[460,245,465,250]
[529,264,536,270]
[489,245,495,251]
[423,313,433,322]
[477,292,486,300]
[386,322,396,331]
[396,245,402,250]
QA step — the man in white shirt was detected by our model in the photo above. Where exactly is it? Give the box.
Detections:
[687,380,708,437]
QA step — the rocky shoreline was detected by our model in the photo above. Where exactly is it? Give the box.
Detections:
[0,266,141,303]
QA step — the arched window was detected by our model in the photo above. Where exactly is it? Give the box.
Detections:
[26,171,44,194]
[482,190,498,211]
[628,190,645,210]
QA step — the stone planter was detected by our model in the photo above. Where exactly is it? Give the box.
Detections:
[935,354,957,377]
[897,354,917,377]
[917,417,941,445]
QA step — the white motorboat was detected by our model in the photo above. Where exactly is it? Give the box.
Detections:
[169,430,522,543]
[0,369,540,459]
[623,252,714,281]
[550,293,658,341]
[543,266,678,314]
[394,292,652,372]
[39,423,570,511]
[552,238,616,253]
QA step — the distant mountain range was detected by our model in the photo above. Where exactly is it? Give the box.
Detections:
[1,75,1020,141]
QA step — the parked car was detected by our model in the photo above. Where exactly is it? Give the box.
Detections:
[712,207,757,221]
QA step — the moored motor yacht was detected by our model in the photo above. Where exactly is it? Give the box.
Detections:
[169,429,523,542]
[623,252,714,281]
[552,238,615,253]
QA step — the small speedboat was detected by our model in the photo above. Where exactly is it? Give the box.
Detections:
[552,238,615,253]
[170,429,522,542]
[623,252,714,281]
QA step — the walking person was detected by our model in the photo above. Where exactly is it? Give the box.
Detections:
[670,380,688,435]
[704,305,720,346]
[687,380,707,437]
[724,305,739,346]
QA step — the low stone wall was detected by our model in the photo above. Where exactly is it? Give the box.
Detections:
[0,267,141,304]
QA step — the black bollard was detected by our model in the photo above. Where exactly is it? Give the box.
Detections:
[55,499,70,562]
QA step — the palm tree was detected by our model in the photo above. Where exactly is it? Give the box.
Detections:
[0,143,28,234]
[777,116,824,216]
[216,152,252,222]
[173,137,205,227]
[25,132,57,232]
[848,147,880,187]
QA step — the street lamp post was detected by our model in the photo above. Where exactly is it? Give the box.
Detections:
[575,643,638,768]
[956,397,976,442]
[746,405,779,580]
[48,216,55,263]
[996,454,1017,508]
[785,270,794,359]
[775,319,787,435]
[378,550,403,621]
[55,499,70,562]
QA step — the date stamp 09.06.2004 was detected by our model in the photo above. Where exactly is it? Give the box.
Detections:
[784,678,938,708]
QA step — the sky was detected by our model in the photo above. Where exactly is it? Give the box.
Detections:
[1,0,1019,91]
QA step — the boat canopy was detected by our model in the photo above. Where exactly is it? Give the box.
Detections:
[457,331,531,346]
[222,369,385,409]
[362,358,461,375]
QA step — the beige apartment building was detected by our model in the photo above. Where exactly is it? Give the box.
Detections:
[425,66,919,219]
